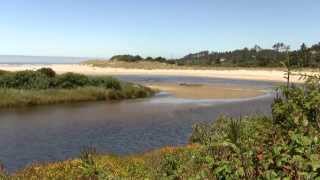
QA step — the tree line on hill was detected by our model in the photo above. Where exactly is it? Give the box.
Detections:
[110,54,173,64]
[178,42,320,67]
[110,42,320,68]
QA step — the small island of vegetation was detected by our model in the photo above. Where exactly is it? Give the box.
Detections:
[0,68,154,108]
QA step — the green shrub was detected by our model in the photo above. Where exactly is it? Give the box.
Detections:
[0,73,15,88]
[103,77,121,90]
[272,78,320,131]
[89,76,122,90]
[106,89,124,100]
[111,55,143,62]
[121,84,153,99]
[134,88,148,98]
[37,68,56,78]
[55,72,89,89]
[79,146,108,179]
[158,153,183,178]
[0,70,51,89]
[187,76,320,179]
[15,71,51,89]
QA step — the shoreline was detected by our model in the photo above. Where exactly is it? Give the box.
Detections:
[0,64,316,83]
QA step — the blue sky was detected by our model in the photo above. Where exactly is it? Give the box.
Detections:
[0,0,319,58]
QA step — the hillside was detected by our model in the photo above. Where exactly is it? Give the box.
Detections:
[84,42,320,69]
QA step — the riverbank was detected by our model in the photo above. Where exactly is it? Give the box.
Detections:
[0,64,317,83]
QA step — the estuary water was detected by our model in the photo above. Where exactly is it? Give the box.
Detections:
[0,75,277,172]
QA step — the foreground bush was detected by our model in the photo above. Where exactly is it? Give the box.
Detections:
[36,67,56,78]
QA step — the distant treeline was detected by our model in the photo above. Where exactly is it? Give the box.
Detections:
[111,42,320,68]
[110,55,174,64]
[178,42,320,67]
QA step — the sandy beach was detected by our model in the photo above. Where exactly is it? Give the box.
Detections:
[0,64,316,83]
[147,83,265,99]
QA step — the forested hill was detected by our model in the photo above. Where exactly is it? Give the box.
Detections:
[178,42,320,67]
[87,42,320,68]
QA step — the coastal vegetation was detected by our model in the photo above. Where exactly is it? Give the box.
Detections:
[178,42,320,67]
[110,54,169,64]
[2,73,320,179]
[84,42,320,69]
[83,57,178,70]
[0,68,154,108]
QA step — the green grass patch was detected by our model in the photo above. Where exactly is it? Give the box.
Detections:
[0,85,154,108]
[0,68,154,108]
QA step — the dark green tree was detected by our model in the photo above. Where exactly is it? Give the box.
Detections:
[299,43,311,67]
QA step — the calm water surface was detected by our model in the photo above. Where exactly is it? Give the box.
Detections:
[0,75,277,172]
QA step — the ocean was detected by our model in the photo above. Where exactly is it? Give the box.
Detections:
[0,55,92,64]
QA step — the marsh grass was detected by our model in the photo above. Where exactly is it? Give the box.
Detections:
[0,87,107,108]
[0,85,154,108]
[0,68,154,108]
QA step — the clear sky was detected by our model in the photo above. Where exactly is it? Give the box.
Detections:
[0,0,319,58]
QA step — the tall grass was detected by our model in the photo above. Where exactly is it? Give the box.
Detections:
[0,85,154,108]
[0,68,154,108]
[0,87,106,108]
